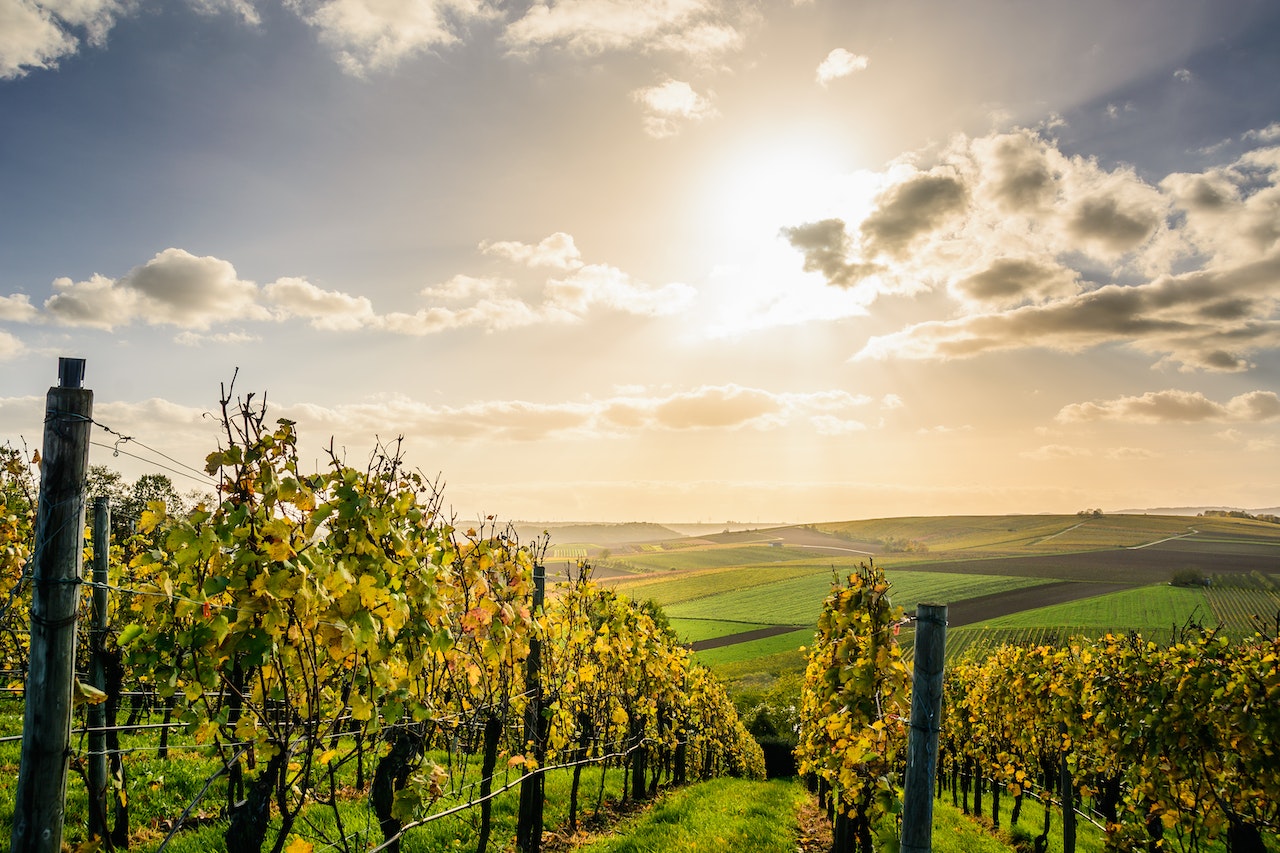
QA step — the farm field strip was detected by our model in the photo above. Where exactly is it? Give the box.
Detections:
[608,562,835,607]
[968,584,1210,631]
[693,629,815,667]
[605,544,829,573]
[1206,585,1280,635]
[669,618,772,644]
[666,570,1052,627]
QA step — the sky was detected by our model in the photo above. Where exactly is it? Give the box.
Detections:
[2,0,1280,524]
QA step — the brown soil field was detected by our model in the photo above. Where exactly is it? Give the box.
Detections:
[690,624,806,651]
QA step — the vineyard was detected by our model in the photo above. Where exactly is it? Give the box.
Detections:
[796,562,1280,853]
[0,378,763,853]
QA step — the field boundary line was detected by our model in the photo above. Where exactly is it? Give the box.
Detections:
[1125,527,1199,549]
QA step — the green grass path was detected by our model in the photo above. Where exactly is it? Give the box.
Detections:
[578,778,1023,853]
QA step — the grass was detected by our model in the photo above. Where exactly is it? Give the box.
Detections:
[669,618,770,643]
[969,584,1209,632]
[666,570,1050,628]
[610,562,834,608]
[578,777,804,853]
[694,629,815,666]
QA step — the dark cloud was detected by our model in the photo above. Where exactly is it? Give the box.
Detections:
[953,258,1079,305]
[986,133,1056,211]
[861,173,968,257]
[1067,195,1160,252]
[781,219,881,288]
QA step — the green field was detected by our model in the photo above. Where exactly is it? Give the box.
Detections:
[970,584,1209,631]
[667,570,1052,629]
[670,618,771,643]
[603,514,1280,675]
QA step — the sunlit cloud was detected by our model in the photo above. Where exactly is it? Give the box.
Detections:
[0,294,38,323]
[1020,444,1092,460]
[4,233,688,337]
[815,47,868,86]
[785,127,1280,372]
[503,0,741,57]
[481,232,583,270]
[284,0,493,75]
[0,331,24,361]
[43,248,272,330]
[1058,389,1280,424]
[632,79,716,138]
[174,330,260,347]
[1105,447,1159,460]
[0,0,129,79]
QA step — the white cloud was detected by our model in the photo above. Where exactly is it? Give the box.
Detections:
[815,47,868,86]
[481,232,584,270]
[781,128,1280,372]
[0,330,25,361]
[283,0,492,74]
[1173,68,1192,83]
[262,276,376,330]
[1020,444,1092,460]
[188,0,261,24]
[0,0,131,79]
[632,78,716,138]
[503,0,740,57]
[174,330,260,346]
[1056,389,1280,424]
[544,263,695,315]
[5,235,699,343]
[1244,122,1280,143]
[420,274,513,301]
[0,294,38,322]
[44,248,271,330]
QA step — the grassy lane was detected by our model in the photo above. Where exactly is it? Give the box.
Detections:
[577,778,805,853]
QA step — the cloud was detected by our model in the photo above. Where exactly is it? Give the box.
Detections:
[951,258,1080,307]
[262,277,377,330]
[632,79,716,138]
[1173,68,1192,83]
[481,232,583,270]
[1020,444,1092,460]
[1056,389,1280,424]
[1244,123,1280,143]
[856,250,1280,371]
[281,384,873,443]
[503,0,741,57]
[0,0,128,79]
[0,331,24,361]
[44,248,272,330]
[420,274,513,301]
[283,0,493,74]
[788,127,1280,371]
[0,294,38,322]
[860,172,968,258]
[544,263,695,316]
[1105,447,1158,460]
[815,48,868,86]
[5,233,684,340]
[174,330,260,346]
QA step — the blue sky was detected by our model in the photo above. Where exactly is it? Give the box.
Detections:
[2,0,1279,522]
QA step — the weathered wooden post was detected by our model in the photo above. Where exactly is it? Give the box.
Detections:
[88,496,111,842]
[516,562,547,853]
[901,603,947,853]
[11,357,94,853]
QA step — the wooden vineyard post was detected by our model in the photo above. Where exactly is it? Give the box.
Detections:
[901,603,947,853]
[11,358,94,853]
[516,562,547,853]
[88,497,110,842]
